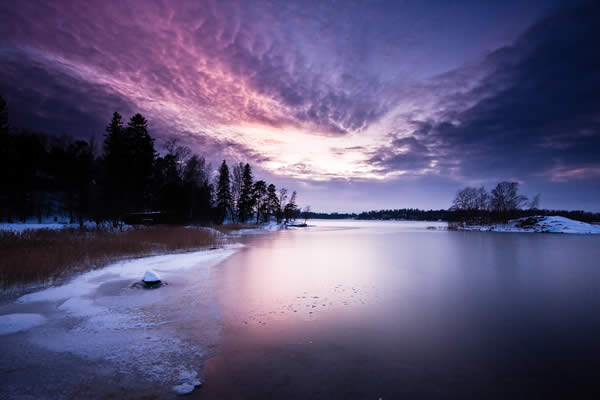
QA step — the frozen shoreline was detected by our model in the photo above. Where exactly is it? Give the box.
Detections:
[0,222,288,397]
[1,247,238,395]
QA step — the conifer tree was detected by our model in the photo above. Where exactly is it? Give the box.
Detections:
[252,180,267,223]
[0,95,8,135]
[126,113,155,210]
[238,163,254,222]
[215,160,232,224]
[267,183,279,221]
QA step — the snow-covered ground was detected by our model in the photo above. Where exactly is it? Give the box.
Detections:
[0,220,289,397]
[460,216,600,234]
[0,247,240,396]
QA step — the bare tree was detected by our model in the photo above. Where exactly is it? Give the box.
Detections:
[528,193,541,210]
[230,162,244,222]
[452,186,488,211]
[302,205,311,223]
[283,190,297,223]
[490,182,528,212]
[277,188,288,223]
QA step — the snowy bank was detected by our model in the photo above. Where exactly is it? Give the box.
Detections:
[3,246,240,394]
[460,216,600,234]
[0,313,47,335]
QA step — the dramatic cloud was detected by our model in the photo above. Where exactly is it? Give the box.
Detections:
[1,0,598,210]
[371,1,600,184]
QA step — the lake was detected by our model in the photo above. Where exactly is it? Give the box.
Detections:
[1,219,600,399]
[200,219,600,399]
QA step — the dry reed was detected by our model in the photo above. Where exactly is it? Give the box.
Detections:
[0,226,224,287]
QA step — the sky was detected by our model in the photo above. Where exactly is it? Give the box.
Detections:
[1,0,599,212]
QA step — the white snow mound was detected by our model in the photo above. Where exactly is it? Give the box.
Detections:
[143,269,161,283]
[0,313,47,335]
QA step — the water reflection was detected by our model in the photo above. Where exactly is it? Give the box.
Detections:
[202,220,600,399]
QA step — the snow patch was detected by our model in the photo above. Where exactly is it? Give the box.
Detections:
[9,247,238,387]
[18,248,234,304]
[0,313,46,335]
[460,216,600,234]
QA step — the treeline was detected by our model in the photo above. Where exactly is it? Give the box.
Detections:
[356,209,451,221]
[304,212,357,219]
[320,182,599,223]
[0,95,300,226]
[309,208,600,223]
[449,182,600,223]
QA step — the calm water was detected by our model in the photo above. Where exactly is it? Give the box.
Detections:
[200,220,600,399]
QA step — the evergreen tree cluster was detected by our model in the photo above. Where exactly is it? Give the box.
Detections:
[213,160,298,224]
[0,95,300,226]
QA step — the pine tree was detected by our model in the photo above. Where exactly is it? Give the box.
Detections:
[215,160,232,224]
[253,180,267,223]
[267,184,279,221]
[126,113,155,210]
[0,95,8,135]
[238,163,254,222]
[103,112,127,221]
[103,112,124,167]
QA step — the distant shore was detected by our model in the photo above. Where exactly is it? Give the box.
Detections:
[453,215,600,235]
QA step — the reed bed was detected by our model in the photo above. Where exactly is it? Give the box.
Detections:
[0,226,224,287]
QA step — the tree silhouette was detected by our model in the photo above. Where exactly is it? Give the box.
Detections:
[284,190,297,223]
[252,180,268,223]
[215,160,232,224]
[230,162,244,223]
[127,113,155,209]
[277,187,288,223]
[490,182,528,213]
[238,163,254,222]
[0,101,301,227]
[267,183,279,221]
[0,95,8,135]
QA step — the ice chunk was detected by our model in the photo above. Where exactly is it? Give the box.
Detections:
[179,369,202,387]
[173,383,195,395]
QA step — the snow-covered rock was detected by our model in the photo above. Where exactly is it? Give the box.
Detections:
[0,313,47,335]
[143,270,162,284]
[461,216,600,234]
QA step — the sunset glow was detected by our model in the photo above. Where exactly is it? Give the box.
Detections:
[1,0,599,211]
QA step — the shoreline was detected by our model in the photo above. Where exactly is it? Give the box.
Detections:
[453,215,600,235]
[0,246,242,397]
[0,223,285,397]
